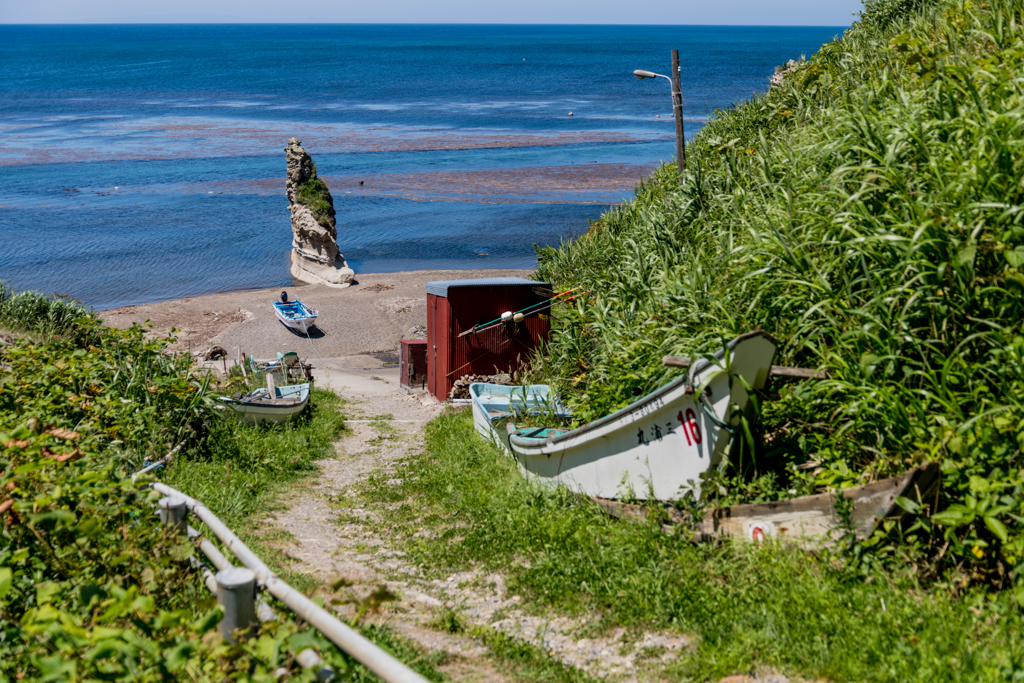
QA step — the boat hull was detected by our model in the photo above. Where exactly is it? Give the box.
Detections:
[218,383,311,425]
[470,383,566,451]
[506,331,777,501]
[273,300,317,333]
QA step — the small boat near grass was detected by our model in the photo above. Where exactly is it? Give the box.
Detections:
[273,292,318,333]
[475,331,778,501]
[246,351,312,381]
[470,383,571,450]
[593,462,941,549]
[218,381,311,425]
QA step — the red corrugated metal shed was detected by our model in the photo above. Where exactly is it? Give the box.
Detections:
[426,277,551,401]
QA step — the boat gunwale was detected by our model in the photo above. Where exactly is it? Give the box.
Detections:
[274,299,318,321]
[469,382,565,423]
[509,330,775,452]
[218,383,311,407]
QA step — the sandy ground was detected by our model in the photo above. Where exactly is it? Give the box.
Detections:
[101,268,533,358]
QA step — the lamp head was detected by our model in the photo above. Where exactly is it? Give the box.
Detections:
[633,69,657,80]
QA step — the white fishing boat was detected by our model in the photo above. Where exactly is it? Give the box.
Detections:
[503,331,778,501]
[470,383,570,451]
[218,382,311,425]
[273,292,318,333]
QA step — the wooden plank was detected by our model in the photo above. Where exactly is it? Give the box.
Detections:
[591,463,939,550]
[661,355,829,380]
[697,462,938,547]
[769,365,830,379]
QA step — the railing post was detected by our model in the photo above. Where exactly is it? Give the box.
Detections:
[216,567,257,643]
[158,496,188,532]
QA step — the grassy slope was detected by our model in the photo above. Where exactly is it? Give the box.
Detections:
[534,0,1024,586]
[369,410,1024,682]
[0,308,444,682]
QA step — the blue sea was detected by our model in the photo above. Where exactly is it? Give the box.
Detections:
[0,24,845,309]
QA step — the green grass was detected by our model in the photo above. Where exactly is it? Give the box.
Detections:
[350,624,450,683]
[531,0,1024,587]
[365,410,1024,682]
[161,387,345,580]
[470,627,599,683]
[164,386,346,525]
[0,281,96,342]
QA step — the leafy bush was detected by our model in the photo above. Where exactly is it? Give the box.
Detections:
[534,0,1024,587]
[0,321,430,680]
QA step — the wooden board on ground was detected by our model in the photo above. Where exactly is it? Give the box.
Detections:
[592,462,941,549]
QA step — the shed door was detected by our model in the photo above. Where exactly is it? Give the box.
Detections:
[429,294,439,399]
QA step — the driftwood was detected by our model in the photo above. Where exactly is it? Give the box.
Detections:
[662,355,829,380]
[592,462,941,549]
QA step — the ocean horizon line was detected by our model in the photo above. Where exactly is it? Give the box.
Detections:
[0,22,851,28]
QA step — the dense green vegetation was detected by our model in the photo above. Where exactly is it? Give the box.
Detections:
[0,295,440,681]
[297,162,337,228]
[369,410,1024,682]
[534,0,1024,591]
[0,282,94,342]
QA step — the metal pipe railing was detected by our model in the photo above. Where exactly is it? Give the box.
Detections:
[187,524,279,623]
[132,440,187,484]
[152,483,429,683]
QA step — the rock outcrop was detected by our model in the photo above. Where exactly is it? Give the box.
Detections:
[285,138,355,287]
[770,59,802,89]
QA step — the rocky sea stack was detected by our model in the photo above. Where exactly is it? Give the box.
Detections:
[285,138,355,287]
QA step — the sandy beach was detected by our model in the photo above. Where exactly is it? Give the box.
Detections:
[100,268,534,359]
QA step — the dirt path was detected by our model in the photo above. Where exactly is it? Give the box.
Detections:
[261,356,786,683]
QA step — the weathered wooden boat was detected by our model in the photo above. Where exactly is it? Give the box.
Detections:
[246,351,312,381]
[218,381,311,425]
[593,462,941,549]
[470,382,570,450]
[273,293,318,333]
[503,331,778,501]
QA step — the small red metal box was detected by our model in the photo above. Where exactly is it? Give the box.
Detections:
[425,277,551,401]
[399,339,428,393]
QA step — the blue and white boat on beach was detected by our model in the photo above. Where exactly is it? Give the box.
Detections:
[273,292,318,333]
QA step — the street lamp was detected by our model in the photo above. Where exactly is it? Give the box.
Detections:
[634,49,686,185]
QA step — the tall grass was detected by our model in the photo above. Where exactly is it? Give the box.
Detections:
[0,319,442,681]
[533,0,1024,587]
[0,282,95,340]
[163,387,346,530]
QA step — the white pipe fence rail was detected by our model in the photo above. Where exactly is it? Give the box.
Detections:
[137,476,429,683]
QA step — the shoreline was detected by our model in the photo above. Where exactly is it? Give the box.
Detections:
[100,268,535,358]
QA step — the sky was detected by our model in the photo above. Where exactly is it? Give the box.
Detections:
[0,0,864,26]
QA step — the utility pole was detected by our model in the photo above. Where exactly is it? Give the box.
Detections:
[671,49,686,184]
